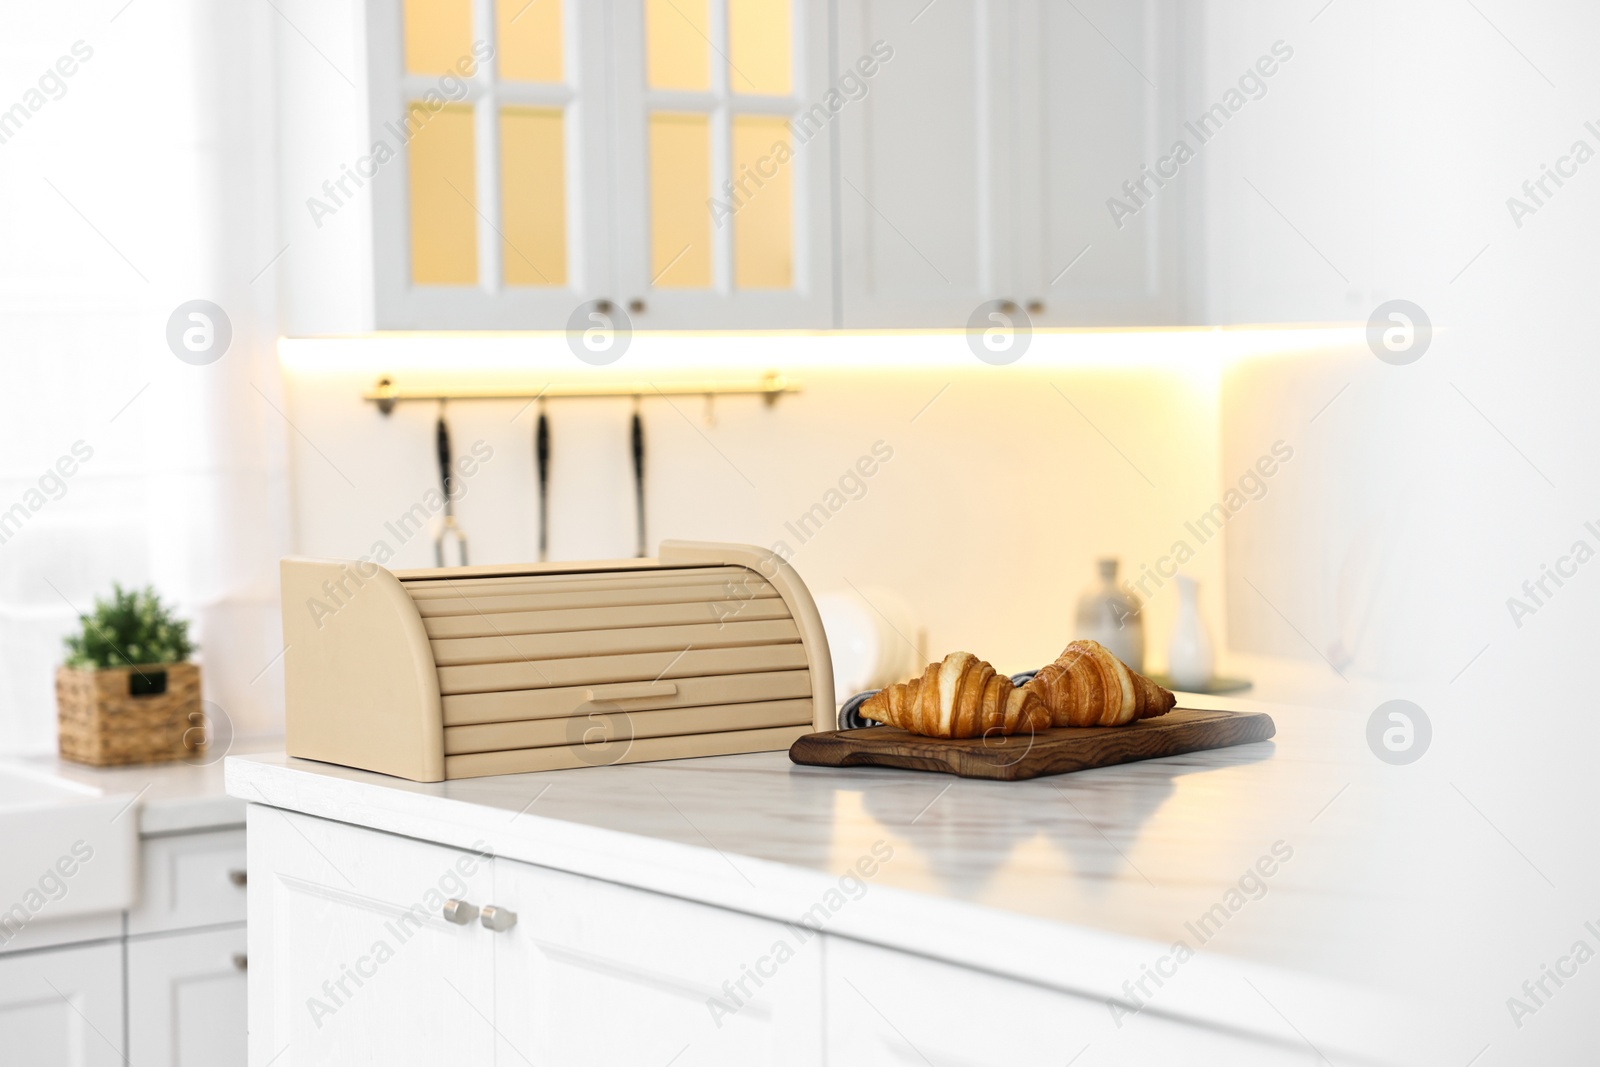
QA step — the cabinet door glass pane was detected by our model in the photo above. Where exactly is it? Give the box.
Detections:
[496,0,562,83]
[501,106,567,286]
[408,104,479,285]
[648,113,713,288]
[727,0,790,95]
[732,116,791,289]
[646,0,710,90]
[404,0,477,76]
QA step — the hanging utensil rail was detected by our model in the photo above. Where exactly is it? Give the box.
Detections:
[365,372,798,415]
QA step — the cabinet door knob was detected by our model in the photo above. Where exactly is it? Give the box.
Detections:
[1026,300,1044,315]
[232,953,248,971]
[480,905,518,932]
[628,298,646,315]
[228,869,247,887]
[443,899,480,925]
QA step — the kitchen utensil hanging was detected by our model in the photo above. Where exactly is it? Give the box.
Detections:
[434,404,468,567]
[630,398,646,558]
[368,375,798,564]
[535,399,550,562]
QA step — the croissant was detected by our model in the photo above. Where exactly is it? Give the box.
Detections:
[1024,640,1176,727]
[862,652,1050,739]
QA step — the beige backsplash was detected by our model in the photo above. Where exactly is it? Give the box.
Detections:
[279,330,1361,682]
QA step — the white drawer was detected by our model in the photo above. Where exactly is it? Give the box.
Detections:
[128,829,247,936]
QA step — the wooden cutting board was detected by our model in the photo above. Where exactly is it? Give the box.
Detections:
[788,708,1275,781]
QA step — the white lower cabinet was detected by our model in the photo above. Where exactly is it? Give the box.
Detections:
[248,813,1307,1067]
[825,938,1312,1066]
[246,807,496,1065]
[1,825,249,1067]
[492,859,823,1066]
[0,941,126,1067]
[128,926,248,1067]
[248,809,823,1066]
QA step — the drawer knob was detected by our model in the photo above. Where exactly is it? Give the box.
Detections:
[443,899,479,925]
[228,869,247,887]
[232,954,248,971]
[480,905,518,932]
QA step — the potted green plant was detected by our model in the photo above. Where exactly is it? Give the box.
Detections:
[56,584,202,766]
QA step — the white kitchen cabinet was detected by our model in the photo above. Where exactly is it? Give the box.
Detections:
[246,809,824,1066]
[609,0,835,329]
[281,0,833,332]
[826,937,1311,1066]
[492,857,824,1066]
[278,0,615,332]
[1012,0,1190,325]
[836,0,1188,327]
[834,0,1014,328]
[1,825,248,1067]
[281,0,1185,331]
[0,941,126,1067]
[237,776,1364,1066]
[364,0,615,329]
[127,926,248,1067]
[245,808,497,1065]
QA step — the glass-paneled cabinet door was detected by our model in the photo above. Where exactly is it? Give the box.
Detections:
[368,0,612,328]
[612,0,834,328]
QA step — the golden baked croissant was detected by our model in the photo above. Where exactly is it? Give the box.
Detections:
[1024,640,1176,727]
[862,652,1050,739]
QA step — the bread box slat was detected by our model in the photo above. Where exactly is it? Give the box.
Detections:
[281,541,833,781]
[409,580,780,618]
[438,669,815,726]
[401,565,747,598]
[419,596,795,639]
[435,644,810,696]
[442,725,813,778]
[442,699,815,755]
[428,618,801,666]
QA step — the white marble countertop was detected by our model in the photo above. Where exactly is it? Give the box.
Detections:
[225,688,1444,1064]
[7,738,279,835]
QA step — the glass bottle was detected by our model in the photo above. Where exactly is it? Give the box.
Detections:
[1075,559,1144,670]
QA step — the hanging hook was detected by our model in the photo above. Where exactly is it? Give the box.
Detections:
[702,393,716,428]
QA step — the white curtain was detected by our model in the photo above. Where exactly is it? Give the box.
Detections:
[0,0,288,753]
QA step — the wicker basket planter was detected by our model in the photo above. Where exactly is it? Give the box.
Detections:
[56,662,204,766]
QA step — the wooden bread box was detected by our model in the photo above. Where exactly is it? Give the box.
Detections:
[280,540,834,781]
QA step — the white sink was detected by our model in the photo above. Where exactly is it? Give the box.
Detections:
[0,764,138,935]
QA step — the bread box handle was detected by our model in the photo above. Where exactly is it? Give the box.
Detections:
[583,681,679,703]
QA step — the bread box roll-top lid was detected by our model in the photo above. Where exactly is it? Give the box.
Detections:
[280,540,834,782]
